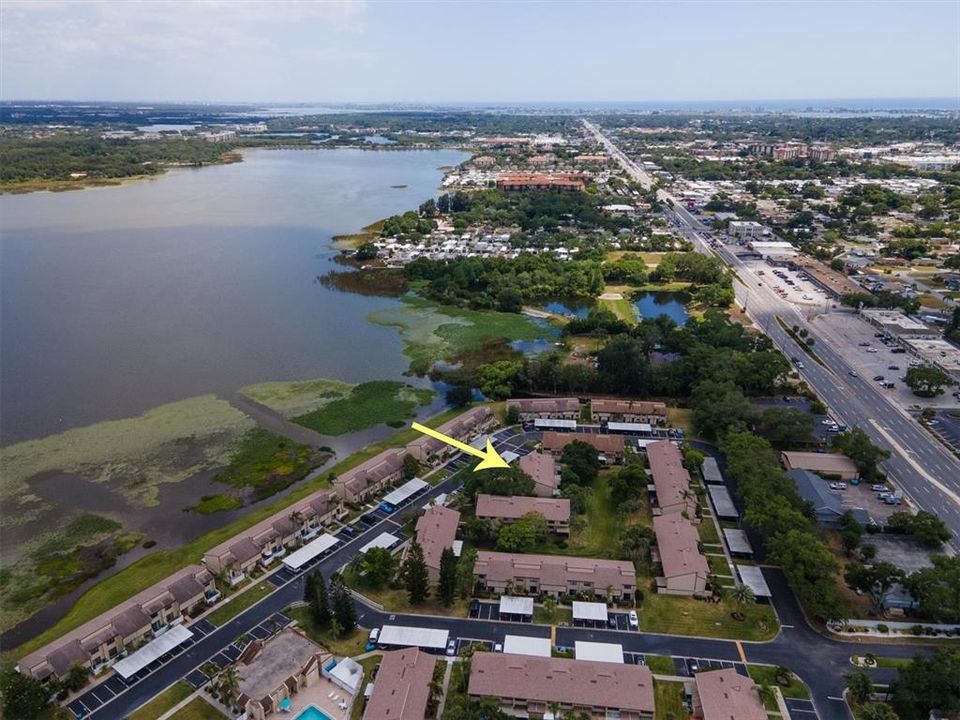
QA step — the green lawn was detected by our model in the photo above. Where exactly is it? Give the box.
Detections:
[341,568,469,618]
[654,680,688,720]
[206,581,275,627]
[287,606,370,657]
[640,595,778,641]
[707,554,732,577]
[168,697,226,720]
[875,656,912,669]
[293,381,433,435]
[748,664,811,699]
[533,606,573,625]
[9,405,470,661]
[351,657,382,720]
[188,494,243,514]
[126,681,194,720]
[645,654,677,675]
[697,519,720,545]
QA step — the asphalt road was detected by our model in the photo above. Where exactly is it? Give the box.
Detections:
[584,119,960,548]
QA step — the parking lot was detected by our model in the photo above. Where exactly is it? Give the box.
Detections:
[785,697,819,719]
[928,409,960,452]
[839,482,903,523]
[671,656,749,678]
[741,259,831,309]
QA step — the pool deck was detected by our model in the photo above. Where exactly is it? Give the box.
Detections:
[288,676,354,720]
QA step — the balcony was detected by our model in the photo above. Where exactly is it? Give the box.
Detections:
[227,571,246,587]
[204,588,222,604]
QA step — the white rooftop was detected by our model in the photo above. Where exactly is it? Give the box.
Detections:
[736,565,772,597]
[571,601,608,622]
[112,624,193,679]
[422,494,448,510]
[534,418,578,430]
[377,625,449,650]
[359,532,401,555]
[499,596,534,616]
[283,533,340,570]
[574,641,624,664]
[328,656,364,695]
[502,634,551,658]
[606,422,653,434]
[723,528,753,555]
[382,477,429,506]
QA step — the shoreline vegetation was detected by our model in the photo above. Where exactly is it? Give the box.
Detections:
[7,404,468,661]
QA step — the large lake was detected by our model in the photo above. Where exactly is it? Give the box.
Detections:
[0,148,468,444]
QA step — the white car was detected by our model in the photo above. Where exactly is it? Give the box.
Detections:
[829,482,847,490]
[494,642,503,652]
[628,611,639,629]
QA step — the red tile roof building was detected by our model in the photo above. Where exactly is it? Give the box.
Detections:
[496,173,588,192]
[405,407,496,466]
[413,505,460,583]
[519,451,559,497]
[646,441,697,516]
[541,431,626,461]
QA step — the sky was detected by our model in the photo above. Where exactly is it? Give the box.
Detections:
[1,0,958,104]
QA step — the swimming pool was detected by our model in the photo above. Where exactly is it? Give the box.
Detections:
[295,706,333,720]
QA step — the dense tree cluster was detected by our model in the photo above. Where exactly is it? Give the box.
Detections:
[890,649,960,720]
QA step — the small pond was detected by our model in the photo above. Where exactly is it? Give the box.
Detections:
[633,291,690,325]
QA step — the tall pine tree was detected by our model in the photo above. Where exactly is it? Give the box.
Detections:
[438,547,458,607]
[331,578,357,631]
[402,539,430,604]
[309,572,332,628]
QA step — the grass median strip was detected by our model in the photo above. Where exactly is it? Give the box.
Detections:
[747,664,811,699]
[640,595,778,641]
[206,581,275,627]
[126,680,194,720]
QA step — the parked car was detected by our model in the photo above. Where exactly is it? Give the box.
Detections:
[366,628,380,651]
[494,643,503,653]
[446,639,457,655]
[829,482,847,490]
[888,365,900,370]
[628,611,639,630]
[849,371,858,377]
[873,375,884,381]
[871,485,888,492]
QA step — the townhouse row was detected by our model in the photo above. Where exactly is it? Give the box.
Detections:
[507,397,668,426]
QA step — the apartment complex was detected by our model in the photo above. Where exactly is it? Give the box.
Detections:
[496,173,588,192]
[363,648,436,720]
[589,399,668,426]
[541,431,626,463]
[652,514,710,596]
[405,407,497,466]
[413,505,461,583]
[646,441,697,516]
[474,551,636,602]
[334,449,407,503]
[203,489,343,583]
[507,397,581,421]
[475,494,571,535]
[468,653,655,720]
[692,668,766,720]
[19,565,218,681]
[519,451,559,497]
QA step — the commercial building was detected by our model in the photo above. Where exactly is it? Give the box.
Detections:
[727,221,766,239]
[808,145,837,163]
[541,431,626,463]
[781,451,859,480]
[363,648,436,720]
[575,154,609,165]
[519,451,559,497]
[405,407,497,466]
[473,551,637,602]
[901,337,960,382]
[692,668,766,720]
[507,397,581,421]
[468,653,655,720]
[413,505,461,583]
[19,565,218,681]
[653,514,710,596]
[646,441,697,516]
[590,399,668,426]
[786,256,863,298]
[235,629,332,720]
[203,489,343,581]
[475,494,571,535]
[747,240,797,259]
[860,309,938,338]
[334,448,407,504]
[496,173,588,192]
[787,469,869,528]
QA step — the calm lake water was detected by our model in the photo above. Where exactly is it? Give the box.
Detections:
[0,148,468,444]
[634,291,690,325]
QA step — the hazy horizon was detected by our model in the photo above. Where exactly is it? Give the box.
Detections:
[2,0,957,105]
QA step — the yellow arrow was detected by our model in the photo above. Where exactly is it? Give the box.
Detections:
[410,422,510,471]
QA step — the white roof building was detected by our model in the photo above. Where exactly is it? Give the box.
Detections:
[575,641,624,664]
[571,601,609,623]
[502,635,552,658]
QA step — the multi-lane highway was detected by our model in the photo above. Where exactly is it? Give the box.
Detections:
[584,120,960,547]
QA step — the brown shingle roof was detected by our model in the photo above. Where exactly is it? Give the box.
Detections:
[475,551,635,589]
[414,506,460,571]
[110,605,151,639]
[468,653,654,714]
[695,668,766,720]
[475,494,570,524]
[590,399,667,417]
[507,398,580,414]
[364,648,436,720]
[647,441,696,513]
[541,432,624,454]
[653,514,709,580]
[519,452,557,493]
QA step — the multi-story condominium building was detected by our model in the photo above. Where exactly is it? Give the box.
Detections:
[541,431,626,463]
[507,397,581,421]
[496,173,588,192]
[652,514,710,596]
[363,648,436,720]
[646,441,697,516]
[589,399,667,426]
[333,448,407,503]
[405,407,497,466]
[519,451,559,497]
[474,551,636,602]
[413,505,461,583]
[203,489,343,584]
[19,565,218,681]
[475,494,571,536]
[692,668,766,720]
[468,653,655,720]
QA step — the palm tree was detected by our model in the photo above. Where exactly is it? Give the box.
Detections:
[728,584,756,620]
[218,666,241,711]
[548,701,562,720]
